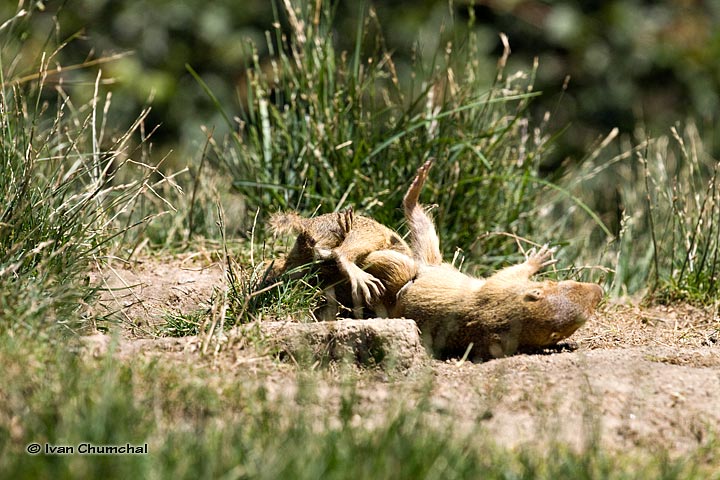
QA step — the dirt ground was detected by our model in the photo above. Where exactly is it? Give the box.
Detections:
[89,253,720,456]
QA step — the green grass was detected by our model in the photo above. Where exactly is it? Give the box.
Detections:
[194,0,720,302]
[227,261,324,324]
[0,3,198,338]
[196,1,577,273]
[2,1,720,479]
[643,124,720,303]
[0,13,174,332]
[545,122,720,301]
[1,336,717,479]
[158,310,207,337]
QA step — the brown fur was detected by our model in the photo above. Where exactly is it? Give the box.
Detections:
[265,160,603,360]
[267,208,413,318]
[392,159,604,359]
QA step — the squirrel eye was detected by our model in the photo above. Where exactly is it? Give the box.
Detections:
[524,289,542,302]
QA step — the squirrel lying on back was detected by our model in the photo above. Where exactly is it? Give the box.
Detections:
[392,159,603,359]
[267,160,603,359]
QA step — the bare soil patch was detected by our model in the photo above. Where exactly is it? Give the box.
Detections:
[89,253,720,455]
[91,252,225,336]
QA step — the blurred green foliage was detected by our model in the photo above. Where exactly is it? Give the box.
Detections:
[478,0,720,164]
[3,0,718,166]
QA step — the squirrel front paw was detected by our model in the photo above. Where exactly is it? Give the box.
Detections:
[525,244,558,272]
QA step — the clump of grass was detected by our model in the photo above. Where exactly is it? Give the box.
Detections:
[547,122,720,302]
[225,253,323,325]
[158,310,206,337]
[242,269,322,323]
[154,206,325,337]
[194,1,595,275]
[0,7,181,333]
[642,124,720,304]
[154,263,323,339]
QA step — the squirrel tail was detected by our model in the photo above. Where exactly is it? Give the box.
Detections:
[404,159,443,266]
[269,211,307,236]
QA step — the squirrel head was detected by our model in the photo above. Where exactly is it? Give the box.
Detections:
[516,280,603,347]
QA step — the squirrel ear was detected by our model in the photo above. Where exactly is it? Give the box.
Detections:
[523,289,543,302]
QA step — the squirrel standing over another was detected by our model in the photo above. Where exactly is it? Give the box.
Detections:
[266,208,414,319]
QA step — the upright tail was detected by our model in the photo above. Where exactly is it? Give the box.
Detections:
[403,159,443,265]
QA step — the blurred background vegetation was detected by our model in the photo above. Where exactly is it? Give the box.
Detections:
[5,0,718,166]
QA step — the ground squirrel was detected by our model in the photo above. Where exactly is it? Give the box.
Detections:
[393,159,604,359]
[266,161,603,360]
[267,208,415,319]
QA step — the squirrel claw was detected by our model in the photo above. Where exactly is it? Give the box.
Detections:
[526,244,558,269]
[351,270,386,310]
[337,207,354,236]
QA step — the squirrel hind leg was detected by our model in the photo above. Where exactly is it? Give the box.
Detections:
[316,285,340,321]
[372,304,389,318]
